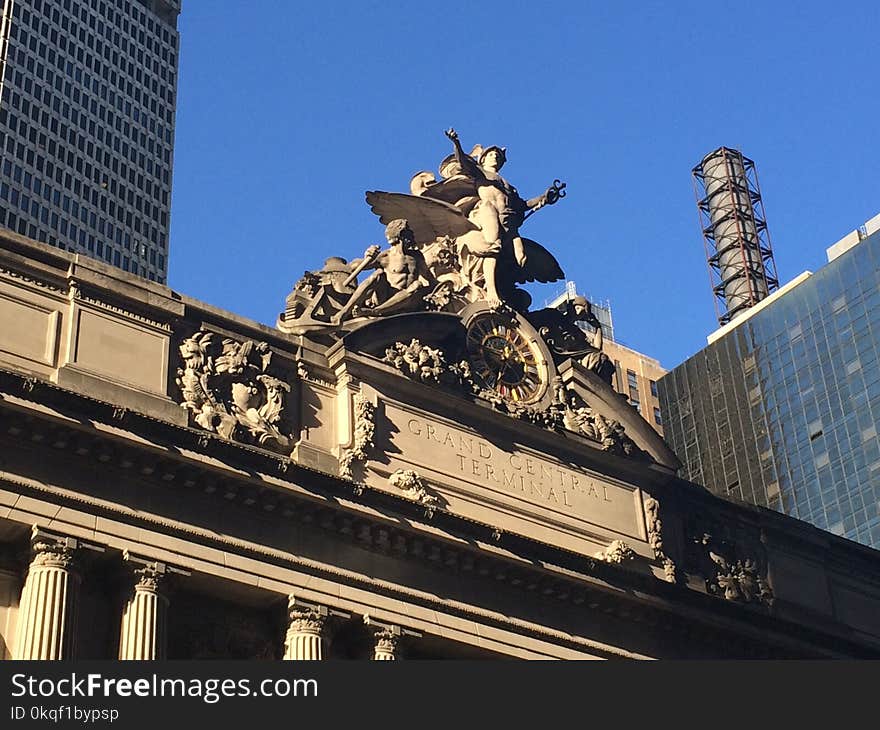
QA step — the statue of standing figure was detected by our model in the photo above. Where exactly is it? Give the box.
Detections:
[442,128,551,305]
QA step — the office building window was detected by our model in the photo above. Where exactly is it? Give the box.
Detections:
[627,369,639,402]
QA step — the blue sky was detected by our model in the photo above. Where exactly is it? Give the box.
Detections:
[168,1,879,368]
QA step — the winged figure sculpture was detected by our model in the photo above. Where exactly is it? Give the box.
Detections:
[364,128,566,308]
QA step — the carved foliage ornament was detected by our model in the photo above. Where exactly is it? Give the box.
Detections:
[388,469,439,510]
[593,540,635,565]
[287,608,326,636]
[383,339,475,391]
[176,330,292,452]
[373,628,399,656]
[564,398,644,459]
[132,563,167,594]
[685,517,773,606]
[644,496,676,583]
[31,537,77,570]
[339,393,375,481]
[697,533,773,605]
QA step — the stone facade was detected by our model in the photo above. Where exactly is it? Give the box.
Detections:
[0,230,879,659]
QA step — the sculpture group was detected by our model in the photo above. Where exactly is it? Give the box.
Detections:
[277,128,611,381]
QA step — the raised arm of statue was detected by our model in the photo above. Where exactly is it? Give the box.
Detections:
[444,127,464,158]
[342,244,383,287]
[444,128,482,181]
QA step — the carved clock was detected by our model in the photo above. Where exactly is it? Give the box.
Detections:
[465,312,550,405]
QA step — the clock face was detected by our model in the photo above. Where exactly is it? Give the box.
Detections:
[466,314,547,404]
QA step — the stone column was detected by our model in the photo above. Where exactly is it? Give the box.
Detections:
[13,528,87,660]
[118,552,187,660]
[283,596,328,660]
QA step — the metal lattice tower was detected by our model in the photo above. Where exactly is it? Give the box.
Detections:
[693,147,779,325]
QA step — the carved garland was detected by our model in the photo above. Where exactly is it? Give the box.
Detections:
[383,339,476,391]
[644,496,677,583]
[339,393,375,481]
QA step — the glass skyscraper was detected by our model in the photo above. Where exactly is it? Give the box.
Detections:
[0,0,180,283]
[659,223,880,548]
